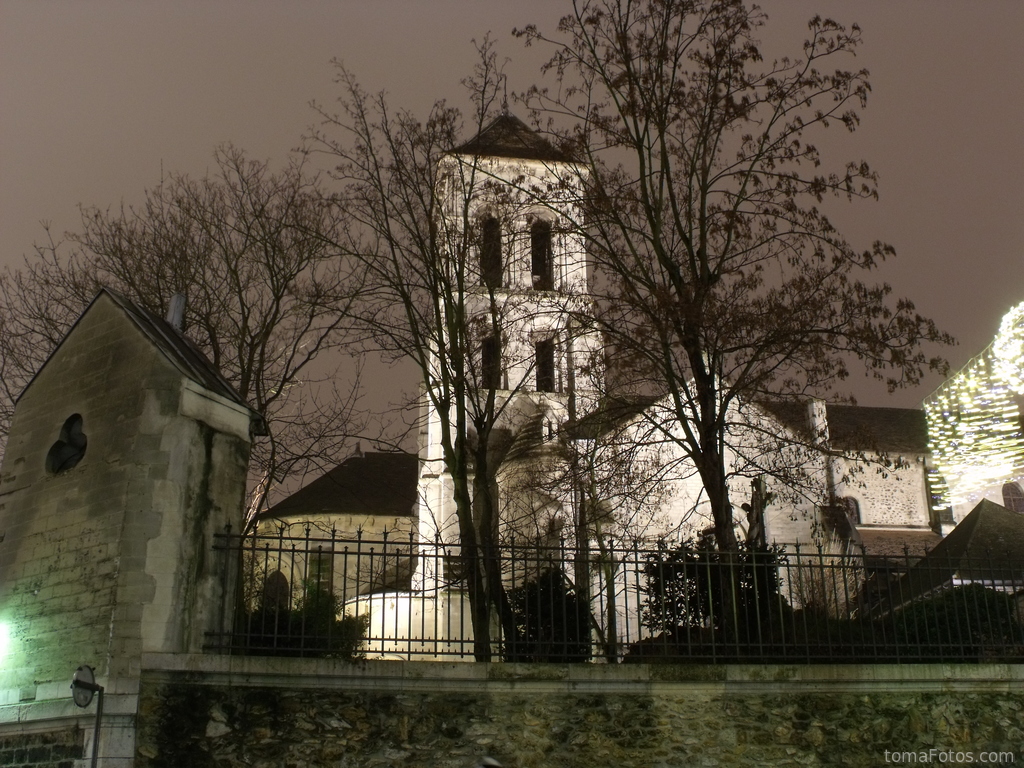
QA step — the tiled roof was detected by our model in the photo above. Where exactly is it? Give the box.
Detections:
[563,394,662,439]
[857,528,942,562]
[825,405,929,453]
[260,451,418,521]
[758,400,929,454]
[454,112,570,163]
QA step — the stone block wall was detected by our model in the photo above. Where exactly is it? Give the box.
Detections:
[0,296,174,698]
[0,728,84,768]
[135,657,1024,768]
[837,453,932,529]
[0,292,254,767]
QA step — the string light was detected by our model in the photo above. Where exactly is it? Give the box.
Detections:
[926,303,1024,511]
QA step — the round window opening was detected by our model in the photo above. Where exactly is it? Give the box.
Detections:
[46,414,88,474]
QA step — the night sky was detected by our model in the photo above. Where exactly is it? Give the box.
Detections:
[2,1,1022,410]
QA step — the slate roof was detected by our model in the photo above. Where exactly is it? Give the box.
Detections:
[871,499,1024,612]
[759,400,929,454]
[260,451,419,521]
[101,289,247,408]
[454,112,570,163]
[20,289,259,425]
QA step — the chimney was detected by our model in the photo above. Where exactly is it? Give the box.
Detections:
[807,398,829,446]
[165,293,187,331]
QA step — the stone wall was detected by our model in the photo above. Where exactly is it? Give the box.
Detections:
[0,293,252,705]
[0,728,84,768]
[0,296,171,699]
[136,656,1024,768]
[837,454,932,529]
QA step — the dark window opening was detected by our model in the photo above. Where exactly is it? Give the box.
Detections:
[46,413,87,474]
[309,550,333,593]
[536,338,556,392]
[480,216,502,289]
[263,570,290,610]
[839,496,861,525]
[531,220,553,291]
[1003,482,1024,514]
[482,335,502,389]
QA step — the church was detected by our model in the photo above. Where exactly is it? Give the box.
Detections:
[265,113,940,554]
[255,113,944,653]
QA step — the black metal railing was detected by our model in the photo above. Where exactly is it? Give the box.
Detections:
[205,528,1024,663]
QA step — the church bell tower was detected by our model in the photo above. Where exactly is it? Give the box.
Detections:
[413,111,603,584]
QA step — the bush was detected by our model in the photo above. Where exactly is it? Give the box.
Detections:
[641,540,790,639]
[890,584,1024,659]
[243,580,368,659]
[626,583,1024,663]
[505,569,592,663]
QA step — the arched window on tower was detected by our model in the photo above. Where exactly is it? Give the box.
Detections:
[531,220,553,291]
[839,496,861,525]
[481,334,502,390]
[535,338,556,392]
[480,216,502,289]
[1002,482,1024,514]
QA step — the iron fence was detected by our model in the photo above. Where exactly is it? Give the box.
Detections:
[205,527,1024,663]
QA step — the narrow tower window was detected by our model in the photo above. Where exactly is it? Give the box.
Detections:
[531,220,553,291]
[536,338,556,392]
[308,549,333,594]
[480,216,502,289]
[482,335,502,389]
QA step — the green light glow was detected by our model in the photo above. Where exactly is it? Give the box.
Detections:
[0,622,10,663]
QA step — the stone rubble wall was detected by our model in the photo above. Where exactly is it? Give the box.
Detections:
[134,657,1024,768]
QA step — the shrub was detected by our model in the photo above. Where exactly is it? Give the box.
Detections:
[243,579,368,659]
[640,540,790,639]
[890,584,1024,659]
[505,569,592,663]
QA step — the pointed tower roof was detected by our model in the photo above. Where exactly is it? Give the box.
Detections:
[454,112,570,163]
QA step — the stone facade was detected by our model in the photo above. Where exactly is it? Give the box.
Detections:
[591,397,936,549]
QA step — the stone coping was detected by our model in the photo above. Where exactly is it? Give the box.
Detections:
[141,653,1024,695]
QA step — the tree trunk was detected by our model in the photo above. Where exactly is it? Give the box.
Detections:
[451,470,492,661]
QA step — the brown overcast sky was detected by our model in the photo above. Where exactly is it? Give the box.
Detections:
[2,1,1023,410]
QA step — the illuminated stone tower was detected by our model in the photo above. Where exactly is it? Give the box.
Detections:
[414,112,602,584]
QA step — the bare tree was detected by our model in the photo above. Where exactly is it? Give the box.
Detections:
[0,146,366,522]
[517,0,952,555]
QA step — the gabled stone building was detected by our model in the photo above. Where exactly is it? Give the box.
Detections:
[0,288,261,764]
